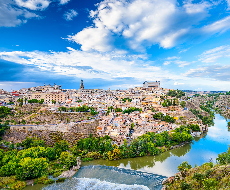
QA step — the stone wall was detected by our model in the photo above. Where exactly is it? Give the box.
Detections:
[3,120,98,146]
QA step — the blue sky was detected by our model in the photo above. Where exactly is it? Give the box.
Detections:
[1,0,230,91]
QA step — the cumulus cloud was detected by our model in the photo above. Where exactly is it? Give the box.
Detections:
[199,45,230,63]
[67,25,113,52]
[63,9,78,21]
[68,0,229,52]
[15,0,50,11]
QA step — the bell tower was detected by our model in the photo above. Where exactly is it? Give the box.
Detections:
[80,80,84,89]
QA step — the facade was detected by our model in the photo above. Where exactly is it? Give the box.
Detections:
[27,92,65,103]
[143,81,160,89]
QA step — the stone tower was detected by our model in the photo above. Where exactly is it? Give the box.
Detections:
[80,80,84,89]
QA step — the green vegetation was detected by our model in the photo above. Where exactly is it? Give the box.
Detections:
[58,105,98,116]
[228,122,230,127]
[180,101,186,108]
[115,108,122,112]
[123,107,142,114]
[189,124,200,132]
[153,112,175,123]
[0,138,75,188]
[164,147,230,190]
[0,106,12,119]
[162,99,172,107]
[0,123,10,140]
[0,124,193,188]
[121,97,132,103]
[167,90,185,98]
[190,109,214,126]
[76,100,82,103]
[74,126,192,161]
[7,101,14,105]
[27,99,44,104]
[17,99,23,106]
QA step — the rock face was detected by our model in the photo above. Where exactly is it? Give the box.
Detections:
[59,157,81,178]
[3,121,98,145]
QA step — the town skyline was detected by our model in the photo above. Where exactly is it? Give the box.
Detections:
[1,0,230,91]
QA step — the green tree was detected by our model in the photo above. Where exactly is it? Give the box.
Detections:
[180,101,186,108]
[16,157,48,180]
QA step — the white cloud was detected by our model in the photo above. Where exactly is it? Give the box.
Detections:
[167,56,180,60]
[59,0,71,5]
[67,0,230,52]
[163,61,171,65]
[227,0,230,9]
[199,45,230,63]
[174,60,194,67]
[63,9,78,21]
[15,0,50,11]
[1,48,230,91]
[0,49,183,83]
[174,82,184,85]
[184,1,211,14]
[164,56,192,67]
[67,25,113,52]
[184,64,230,82]
[0,0,39,27]
[202,16,230,34]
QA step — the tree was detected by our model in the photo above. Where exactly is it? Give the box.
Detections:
[16,157,48,180]
[51,100,56,104]
[180,101,186,108]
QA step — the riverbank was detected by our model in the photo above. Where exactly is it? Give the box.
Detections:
[162,159,230,189]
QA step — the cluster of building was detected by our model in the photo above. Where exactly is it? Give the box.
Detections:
[0,80,207,144]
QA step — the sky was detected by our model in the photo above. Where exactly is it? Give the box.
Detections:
[1,0,230,91]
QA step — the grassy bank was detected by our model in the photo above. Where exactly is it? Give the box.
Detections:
[163,147,230,189]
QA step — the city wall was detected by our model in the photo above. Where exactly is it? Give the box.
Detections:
[3,120,98,146]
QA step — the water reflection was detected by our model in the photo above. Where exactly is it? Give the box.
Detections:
[83,114,230,177]
[170,144,191,157]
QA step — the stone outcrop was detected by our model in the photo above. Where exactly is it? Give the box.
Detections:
[3,120,98,145]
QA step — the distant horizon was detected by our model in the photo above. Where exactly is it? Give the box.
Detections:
[1,0,230,91]
[1,81,229,93]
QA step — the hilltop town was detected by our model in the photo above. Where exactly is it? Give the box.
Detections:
[0,81,229,189]
[0,81,211,145]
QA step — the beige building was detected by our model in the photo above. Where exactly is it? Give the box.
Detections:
[27,92,65,103]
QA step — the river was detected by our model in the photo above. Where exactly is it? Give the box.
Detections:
[26,114,230,190]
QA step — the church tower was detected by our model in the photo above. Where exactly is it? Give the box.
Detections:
[80,80,84,89]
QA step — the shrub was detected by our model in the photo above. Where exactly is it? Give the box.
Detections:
[60,152,77,169]
[35,175,55,185]
[56,177,66,182]
[16,157,48,180]
[10,181,26,190]
[180,182,191,190]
